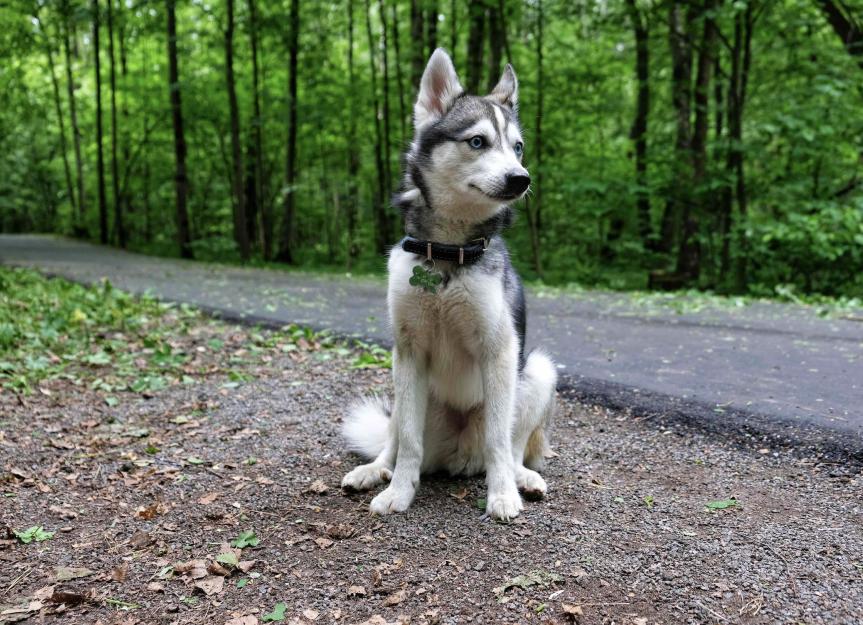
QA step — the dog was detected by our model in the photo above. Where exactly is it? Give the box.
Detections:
[340,48,557,521]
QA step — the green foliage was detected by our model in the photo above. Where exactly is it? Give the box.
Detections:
[1,0,861,296]
[230,530,260,548]
[15,526,54,543]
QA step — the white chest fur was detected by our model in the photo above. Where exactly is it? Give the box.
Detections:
[387,247,511,411]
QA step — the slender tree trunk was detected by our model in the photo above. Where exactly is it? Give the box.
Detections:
[117,0,132,236]
[526,0,543,276]
[225,0,249,261]
[499,0,513,63]
[818,0,863,69]
[426,0,438,56]
[62,2,86,233]
[732,4,754,291]
[379,0,393,201]
[276,0,300,263]
[93,0,108,244]
[486,2,503,91]
[106,0,125,247]
[392,1,407,144]
[449,0,457,63]
[466,2,486,93]
[35,12,76,222]
[657,1,695,256]
[625,0,652,247]
[247,0,268,258]
[346,0,361,266]
[166,0,193,258]
[366,0,391,253]
[410,0,425,87]
[676,0,717,280]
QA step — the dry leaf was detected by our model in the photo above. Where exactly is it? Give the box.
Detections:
[147,582,165,592]
[562,604,584,621]
[238,560,256,573]
[371,568,382,587]
[347,585,366,597]
[306,479,329,495]
[194,575,225,596]
[207,561,231,577]
[303,609,319,621]
[225,617,259,625]
[225,617,258,625]
[255,477,274,485]
[198,492,219,505]
[111,563,129,582]
[175,559,209,579]
[129,531,153,549]
[33,586,55,601]
[450,487,469,500]
[54,566,94,581]
[325,524,356,540]
[314,537,334,549]
[382,589,406,606]
[632,619,648,625]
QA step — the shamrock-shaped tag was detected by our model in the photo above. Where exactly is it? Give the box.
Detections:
[409,264,443,294]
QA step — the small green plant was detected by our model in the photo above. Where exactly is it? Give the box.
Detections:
[15,526,54,543]
[231,530,260,548]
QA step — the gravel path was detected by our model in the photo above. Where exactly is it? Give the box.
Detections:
[1,320,861,625]
[2,234,862,462]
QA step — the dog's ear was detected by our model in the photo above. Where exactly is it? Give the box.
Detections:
[414,48,463,129]
[489,64,518,110]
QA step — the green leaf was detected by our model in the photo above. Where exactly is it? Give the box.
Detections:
[186,456,204,465]
[104,396,119,407]
[705,497,739,511]
[643,495,654,509]
[231,530,260,548]
[236,577,249,588]
[14,526,54,544]
[262,602,287,622]
[216,552,239,568]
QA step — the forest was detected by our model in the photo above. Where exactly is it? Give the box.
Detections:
[1,0,862,297]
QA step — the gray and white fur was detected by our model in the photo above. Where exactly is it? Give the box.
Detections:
[341,49,557,521]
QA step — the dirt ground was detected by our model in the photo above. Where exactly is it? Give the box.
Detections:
[1,323,862,625]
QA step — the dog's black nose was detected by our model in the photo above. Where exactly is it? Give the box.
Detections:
[504,173,531,196]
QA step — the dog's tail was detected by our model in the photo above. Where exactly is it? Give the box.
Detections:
[342,396,391,460]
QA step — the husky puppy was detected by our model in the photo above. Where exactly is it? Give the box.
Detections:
[341,49,557,521]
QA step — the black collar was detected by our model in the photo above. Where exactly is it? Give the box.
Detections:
[402,235,488,265]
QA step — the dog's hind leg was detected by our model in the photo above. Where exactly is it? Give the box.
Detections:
[341,397,397,491]
[511,350,557,500]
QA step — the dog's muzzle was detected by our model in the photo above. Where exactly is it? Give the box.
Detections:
[503,173,531,197]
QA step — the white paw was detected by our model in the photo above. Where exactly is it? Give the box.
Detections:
[341,464,392,491]
[369,485,415,515]
[516,466,547,501]
[485,489,523,522]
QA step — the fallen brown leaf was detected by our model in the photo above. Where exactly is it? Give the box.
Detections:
[314,537,334,549]
[197,492,219,505]
[347,585,366,597]
[54,566,94,581]
[325,523,356,540]
[303,608,319,621]
[382,589,406,606]
[194,575,225,596]
[146,582,165,592]
[225,617,259,625]
[306,479,329,495]
[207,561,231,577]
[111,563,129,582]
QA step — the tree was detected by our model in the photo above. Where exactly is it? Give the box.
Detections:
[466,2,486,93]
[345,0,361,266]
[410,0,425,88]
[365,0,391,253]
[224,0,249,261]
[625,0,652,247]
[525,0,544,276]
[276,0,300,263]
[166,0,193,259]
[92,0,108,244]
[106,0,125,247]
[246,0,267,258]
[818,0,863,68]
[61,0,86,234]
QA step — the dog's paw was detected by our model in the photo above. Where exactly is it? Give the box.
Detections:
[485,489,523,522]
[369,485,414,515]
[341,464,392,492]
[516,466,547,501]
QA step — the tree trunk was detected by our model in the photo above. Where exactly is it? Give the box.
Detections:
[276,0,300,263]
[526,0,543,277]
[818,0,863,69]
[93,0,108,244]
[410,0,425,87]
[166,0,193,258]
[379,0,393,200]
[625,0,651,247]
[466,2,486,93]
[62,1,86,234]
[346,0,361,266]
[391,2,407,144]
[247,0,267,258]
[486,1,503,91]
[657,1,695,256]
[426,0,438,57]
[225,0,249,261]
[676,0,717,280]
[366,0,391,253]
[106,0,125,247]
[449,0,457,64]
[117,0,132,236]
[35,11,76,223]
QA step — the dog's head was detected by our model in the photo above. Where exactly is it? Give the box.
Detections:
[408,48,529,226]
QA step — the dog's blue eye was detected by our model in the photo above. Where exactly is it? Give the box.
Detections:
[514,142,524,156]
[468,136,485,149]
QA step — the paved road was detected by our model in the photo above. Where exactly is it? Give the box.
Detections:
[3,234,862,458]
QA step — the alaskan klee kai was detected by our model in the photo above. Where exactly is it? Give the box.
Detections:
[341,48,557,521]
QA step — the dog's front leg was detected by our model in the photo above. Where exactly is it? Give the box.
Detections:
[482,337,522,521]
[369,346,428,515]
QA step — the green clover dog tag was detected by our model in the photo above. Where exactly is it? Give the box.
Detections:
[409,264,443,294]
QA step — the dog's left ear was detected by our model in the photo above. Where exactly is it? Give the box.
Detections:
[489,64,518,110]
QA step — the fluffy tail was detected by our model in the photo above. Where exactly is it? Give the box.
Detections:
[341,396,391,460]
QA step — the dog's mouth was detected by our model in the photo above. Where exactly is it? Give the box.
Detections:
[468,184,525,202]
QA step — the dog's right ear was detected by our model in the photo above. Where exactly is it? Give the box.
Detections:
[414,48,463,129]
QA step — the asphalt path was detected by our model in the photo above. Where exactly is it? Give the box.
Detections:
[3,234,861,460]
